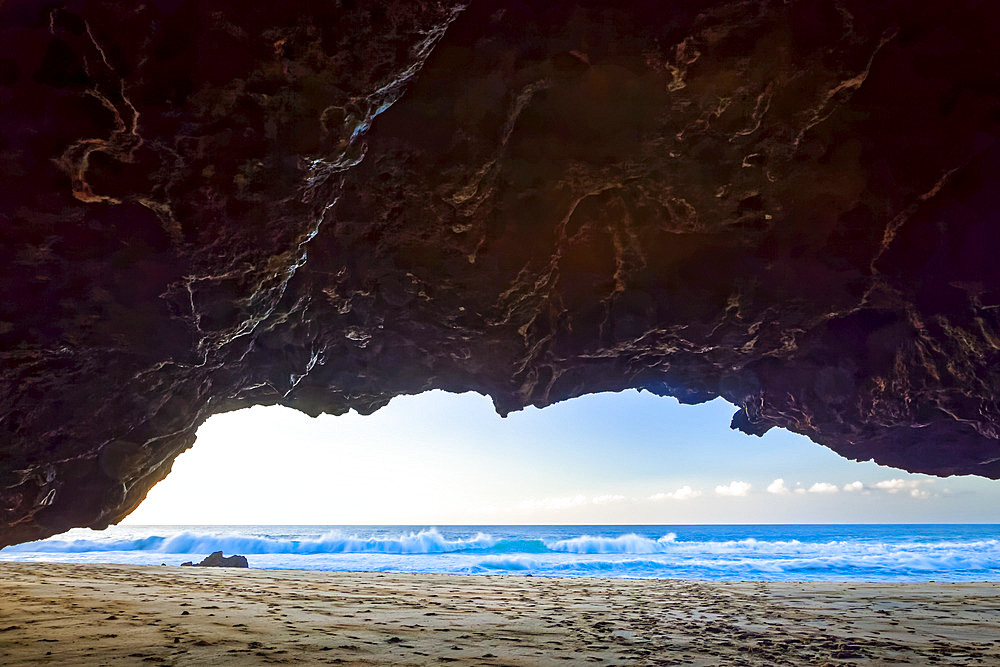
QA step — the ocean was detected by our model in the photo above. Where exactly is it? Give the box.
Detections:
[2,524,999,582]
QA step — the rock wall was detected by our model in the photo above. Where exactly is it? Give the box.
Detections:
[2,0,999,546]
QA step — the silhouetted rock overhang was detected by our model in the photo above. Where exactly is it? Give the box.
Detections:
[2,0,1000,546]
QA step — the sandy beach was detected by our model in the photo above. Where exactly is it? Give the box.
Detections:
[1,563,999,665]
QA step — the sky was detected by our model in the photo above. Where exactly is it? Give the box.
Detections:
[123,390,1000,525]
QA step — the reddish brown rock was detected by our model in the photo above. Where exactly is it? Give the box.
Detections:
[2,0,1000,546]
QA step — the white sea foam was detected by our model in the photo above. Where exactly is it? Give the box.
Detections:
[3,526,999,582]
[474,556,541,570]
[547,533,677,554]
[2,528,498,555]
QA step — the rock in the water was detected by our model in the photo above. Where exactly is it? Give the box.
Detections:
[180,552,249,568]
[2,0,1000,546]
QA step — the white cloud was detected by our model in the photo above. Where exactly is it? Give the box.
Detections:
[861,478,937,498]
[767,479,790,495]
[808,482,839,494]
[649,486,702,501]
[759,478,934,497]
[592,494,627,505]
[874,479,928,493]
[716,481,752,497]
[875,479,910,492]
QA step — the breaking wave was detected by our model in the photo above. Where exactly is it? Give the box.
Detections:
[4,530,688,556]
[549,533,676,553]
[2,528,501,555]
[4,526,999,581]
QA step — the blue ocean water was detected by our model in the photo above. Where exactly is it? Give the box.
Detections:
[3,524,999,582]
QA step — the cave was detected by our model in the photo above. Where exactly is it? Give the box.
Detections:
[2,0,1000,547]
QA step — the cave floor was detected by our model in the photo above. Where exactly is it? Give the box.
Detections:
[0,563,998,665]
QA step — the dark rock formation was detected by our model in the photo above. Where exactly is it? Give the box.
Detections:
[2,0,999,546]
[180,551,249,568]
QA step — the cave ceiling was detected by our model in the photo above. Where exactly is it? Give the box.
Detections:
[2,0,1000,545]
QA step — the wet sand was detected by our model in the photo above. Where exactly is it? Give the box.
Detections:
[1,563,999,665]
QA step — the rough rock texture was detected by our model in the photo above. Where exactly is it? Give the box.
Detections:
[180,551,249,568]
[2,0,1000,546]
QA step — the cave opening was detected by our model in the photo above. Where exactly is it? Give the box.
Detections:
[4,390,999,576]
[46,391,1000,527]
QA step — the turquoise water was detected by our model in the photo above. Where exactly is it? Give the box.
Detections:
[3,524,999,581]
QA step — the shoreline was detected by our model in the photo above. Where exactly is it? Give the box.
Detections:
[5,556,999,584]
[3,562,1000,665]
